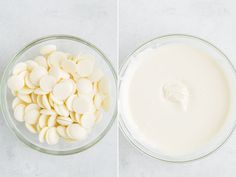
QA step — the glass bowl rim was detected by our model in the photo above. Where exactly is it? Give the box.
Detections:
[0,34,117,155]
[119,33,236,163]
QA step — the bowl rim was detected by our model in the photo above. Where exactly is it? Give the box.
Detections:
[119,34,236,163]
[0,34,117,155]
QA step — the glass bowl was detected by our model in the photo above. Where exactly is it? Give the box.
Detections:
[119,34,236,162]
[1,35,117,155]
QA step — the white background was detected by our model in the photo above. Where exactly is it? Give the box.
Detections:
[0,0,117,177]
[119,0,236,177]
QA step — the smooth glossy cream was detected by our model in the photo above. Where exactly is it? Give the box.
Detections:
[121,43,231,156]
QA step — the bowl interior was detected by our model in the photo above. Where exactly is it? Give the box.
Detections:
[1,35,117,155]
[119,34,236,162]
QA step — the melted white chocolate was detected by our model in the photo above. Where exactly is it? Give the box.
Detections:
[162,81,189,111]
[121,43,231,156]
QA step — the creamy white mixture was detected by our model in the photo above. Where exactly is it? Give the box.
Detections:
[121,43,231,156]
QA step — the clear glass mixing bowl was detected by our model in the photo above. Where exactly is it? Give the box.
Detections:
[1,35,117,155]
[119,34,236,162]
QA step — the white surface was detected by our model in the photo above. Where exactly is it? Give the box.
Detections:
[0,0,117,177]
[119,0,236,177]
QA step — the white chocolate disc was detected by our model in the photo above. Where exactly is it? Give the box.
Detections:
[48,95,54,107]
[39,127,49,143]
[93,82,98,93]
[70,79,77,95]
[48,67,70,81]
[34,56,48,70]
[80,112,95,129]
[25,73,36,89]
[24,109,40,124]
[48,51,66,68]
[56,116,73,126]
[94,93,103,109]
[25,123,37,134]
[29,66,47,86]
[37,95,45,108]
[77,78,93,94]
[69,111,76,122]
[95,110,102,122]
[63,138,77,143]
[18,70,28,79]
[11,90,17,96]
[88,67,104,82]
[12,62,27,75]
[66,94,76,111]
[61,58,77,74]
[66,124,88,140]
[25,103,40,113]
[79,54,95,61]
[31,93,37,103]
[72,95,93,114]
[12,97,24,109]
[40,45,56,55]
[76,58,95,77]
[34,88,49,95]
[40,109,56,115]
[46,127,60,145]
[38,114,49,128]
[17,93,32,103]
[49,93,63,105]
[7,75,25,91]
[54,103,69,117]
[66,53,75,61]
[53,80,74,100]
[40,75,57,92]
[60,70,70,80]
[73,55,80,63]
[47,115,57,127]
[42,95,51,110]
[48,67,62,81]
[71,72,80,82]
[75,113,81,123]
[14,104,25,122]
[36,123,42,132]
[102,95,110,111]
[18,87,33,95]
[25,60,38,71]
[98,77,109,94]
[56,126,68,139]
